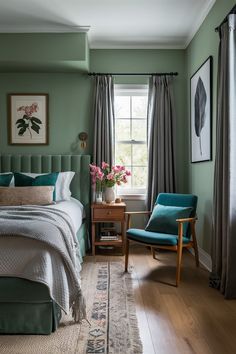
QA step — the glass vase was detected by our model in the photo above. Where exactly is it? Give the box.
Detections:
[95,190,103,204]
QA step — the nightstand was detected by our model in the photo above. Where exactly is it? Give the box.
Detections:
[91,202,126,256]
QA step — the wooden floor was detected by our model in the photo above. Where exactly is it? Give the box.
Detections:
[87,244,236,354]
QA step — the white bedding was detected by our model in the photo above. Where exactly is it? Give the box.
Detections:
[49,197,84,233]
[0,203,86,318]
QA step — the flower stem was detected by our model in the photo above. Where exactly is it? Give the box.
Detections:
[27,127,32,139]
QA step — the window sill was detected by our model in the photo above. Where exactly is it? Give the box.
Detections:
[118,194,146,201]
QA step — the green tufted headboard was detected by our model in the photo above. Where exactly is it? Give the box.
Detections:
[0,154,91,211]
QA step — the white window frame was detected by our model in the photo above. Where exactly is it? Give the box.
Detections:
[114,84,148,197]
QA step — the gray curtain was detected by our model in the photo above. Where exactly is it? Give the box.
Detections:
[93,75,115,166]
[210,14,236,298]
[146,75,176,210]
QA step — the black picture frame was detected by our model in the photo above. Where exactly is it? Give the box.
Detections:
[190,56,212,163]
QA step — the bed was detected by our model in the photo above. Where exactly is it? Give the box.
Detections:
[0,154,90,334]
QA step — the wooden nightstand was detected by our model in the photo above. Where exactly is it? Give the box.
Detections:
[91,202,126,256]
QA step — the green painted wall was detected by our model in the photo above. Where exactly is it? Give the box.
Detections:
[0,73,93,154]
[186,0,235,253]
[0,33,89,72]
[90,49,187,192]
[0,49,187,193]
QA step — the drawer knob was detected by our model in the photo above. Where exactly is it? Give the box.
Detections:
[107,211,112,215]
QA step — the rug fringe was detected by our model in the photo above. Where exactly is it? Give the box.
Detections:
[71,293,87,323]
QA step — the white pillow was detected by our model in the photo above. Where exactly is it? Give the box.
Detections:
[56,171,75,201]
[14,171,75,201]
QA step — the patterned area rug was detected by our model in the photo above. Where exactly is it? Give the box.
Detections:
[0,261,143,354]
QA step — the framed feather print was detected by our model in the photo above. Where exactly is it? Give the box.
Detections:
[190,56,212,163]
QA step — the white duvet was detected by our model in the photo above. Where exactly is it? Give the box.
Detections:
[49,197,84,233]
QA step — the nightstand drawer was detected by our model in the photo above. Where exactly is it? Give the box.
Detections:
[93,207,124,221]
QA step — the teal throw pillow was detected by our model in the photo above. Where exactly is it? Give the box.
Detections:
[14,172,59,201]
[145,204,193,236]
[0,173,13,187]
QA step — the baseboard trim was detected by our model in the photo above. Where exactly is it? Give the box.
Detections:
[189,246,212,272]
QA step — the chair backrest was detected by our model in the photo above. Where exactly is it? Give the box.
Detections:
[155,193,198,238]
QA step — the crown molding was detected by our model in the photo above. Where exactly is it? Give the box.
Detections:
[184,0,216,48]
[0,25,90,33]
[89,42,186,50]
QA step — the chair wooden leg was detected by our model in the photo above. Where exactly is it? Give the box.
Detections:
[176,222,183,287]
[125,238,129,272]
[152,247,157,259]
[176,245,183,287]
[191,222,199,267]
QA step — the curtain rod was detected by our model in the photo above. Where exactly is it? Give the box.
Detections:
[215,4,236,32]
[88,72,178,76]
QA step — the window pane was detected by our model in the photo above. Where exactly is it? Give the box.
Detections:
[114,87,148,194]
[115,119,130,141]
[115,96,130,118]
[132,96,148,118]
[115,143,131,166]
[132,120,146,141]
[132,144,147,166]
[133,167,147,188]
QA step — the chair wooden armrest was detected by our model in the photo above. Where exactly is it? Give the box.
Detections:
[176,217,197,223]
[125,211,151,229]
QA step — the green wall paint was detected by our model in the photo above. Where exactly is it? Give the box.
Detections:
[91,49,188,192]
[0,49,187,194]
[0,73,93,155]
[186,0,235,253]
[0,33,89,72]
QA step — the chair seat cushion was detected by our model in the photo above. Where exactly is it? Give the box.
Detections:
[127,228,190,246]
[145,204,193,236]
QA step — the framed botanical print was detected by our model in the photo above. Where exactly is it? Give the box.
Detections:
[190,56,212,163]
[8,93,49,145]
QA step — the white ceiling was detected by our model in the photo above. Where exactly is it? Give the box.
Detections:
[0,0,216,49]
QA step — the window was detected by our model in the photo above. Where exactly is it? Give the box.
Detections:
[114,85,148,196]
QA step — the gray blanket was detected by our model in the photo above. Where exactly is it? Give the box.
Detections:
[0,205,86,323]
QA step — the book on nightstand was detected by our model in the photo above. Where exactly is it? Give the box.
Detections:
[100,230,119,241]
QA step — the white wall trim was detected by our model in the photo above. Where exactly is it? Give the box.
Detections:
[0,25,90,33]
[89,42,186,49]
[189,246,212,272]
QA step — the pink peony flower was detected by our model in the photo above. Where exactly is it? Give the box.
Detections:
[122,175,128,183]
[107,172,115,181]
[31,103,38,113]
[102,162,109,169]
[112,166,120,173]
[90,162,131,188]
[89,164,97,171]
[97,170,104,181]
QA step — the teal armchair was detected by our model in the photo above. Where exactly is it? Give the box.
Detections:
[125,193,199,286]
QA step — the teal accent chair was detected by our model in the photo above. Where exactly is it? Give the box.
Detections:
[125,193,199,286]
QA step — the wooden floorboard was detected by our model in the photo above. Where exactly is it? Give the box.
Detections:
[86,244,236,354]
